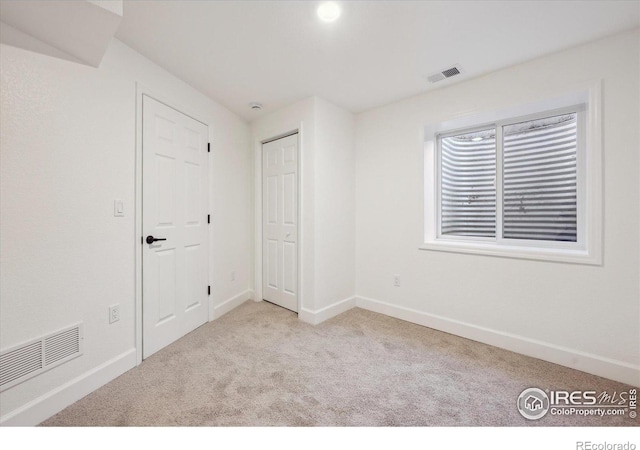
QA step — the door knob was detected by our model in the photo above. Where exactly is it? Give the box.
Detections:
[146,235,167,244]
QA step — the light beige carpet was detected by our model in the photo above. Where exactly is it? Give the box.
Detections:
[42,300,638,426]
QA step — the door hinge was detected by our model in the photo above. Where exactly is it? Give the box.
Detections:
[208,214,210,224]
[207,142,210,153]
[208,285,211,296]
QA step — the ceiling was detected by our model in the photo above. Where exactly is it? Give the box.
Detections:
[115,1,640,121]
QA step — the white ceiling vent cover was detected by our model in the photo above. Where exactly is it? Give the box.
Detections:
[0,323,83,392]
[426,65,464,83]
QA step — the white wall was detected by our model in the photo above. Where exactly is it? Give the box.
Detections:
[0,39,252,423]
[355,30,640,385]
[314,98,355,310]
[250,97,356,315]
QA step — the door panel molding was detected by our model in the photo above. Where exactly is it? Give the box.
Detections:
[141,95,208,359]
[253,124,303,316]
[262,134,298,312]
[134,84,211,366]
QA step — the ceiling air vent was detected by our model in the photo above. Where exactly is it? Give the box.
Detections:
[0,323,83,392]
[426,65,464,83]
[442,67,461,78]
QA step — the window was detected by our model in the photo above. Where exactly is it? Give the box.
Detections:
[502,113,578,242]
[422,85,602,264]
[440,127,497,238]
[439,109,580,243]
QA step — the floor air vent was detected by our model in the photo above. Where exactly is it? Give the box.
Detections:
[0,323,83,392]
[426,65,464,83]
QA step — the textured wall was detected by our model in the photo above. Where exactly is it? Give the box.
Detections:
[0,39,252,419]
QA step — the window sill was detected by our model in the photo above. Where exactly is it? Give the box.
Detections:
[419,241,601,266]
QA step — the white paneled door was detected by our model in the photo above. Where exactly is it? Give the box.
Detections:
[142,95,209,359]
[262,134,298,312]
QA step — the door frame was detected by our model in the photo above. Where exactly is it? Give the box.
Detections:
[253,123,304,314]
[134,83,212,366]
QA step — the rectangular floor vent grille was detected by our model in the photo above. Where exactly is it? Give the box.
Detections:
[0,323,83,392]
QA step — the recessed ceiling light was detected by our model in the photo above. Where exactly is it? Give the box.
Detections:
[249,102,263,111]
[471,137,483,142]
[317,2,341,23]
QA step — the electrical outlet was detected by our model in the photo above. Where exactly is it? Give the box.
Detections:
[109,304,120,324]
[393,274,401,287]
[231,271,236,282]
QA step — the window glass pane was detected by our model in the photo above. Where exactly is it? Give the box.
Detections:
[440,129,496,238]
[502,113,577,242]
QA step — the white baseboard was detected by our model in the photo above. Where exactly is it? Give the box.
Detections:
[298,296,356,325]
[213,289,253,320]
[0,348,136,426]
[355,295,640,387]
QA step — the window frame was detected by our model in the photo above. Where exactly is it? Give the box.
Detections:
[421,83,602,265]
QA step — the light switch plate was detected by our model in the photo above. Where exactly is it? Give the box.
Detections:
[114,199,124,217]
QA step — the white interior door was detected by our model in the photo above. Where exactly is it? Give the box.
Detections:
[142,95,209,359]
[262,134,298,312]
